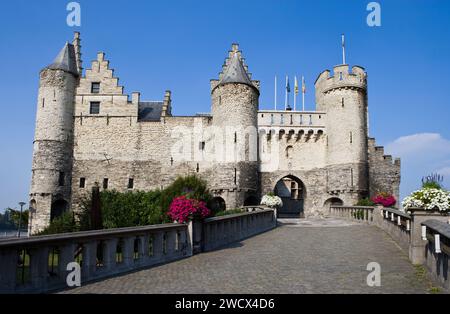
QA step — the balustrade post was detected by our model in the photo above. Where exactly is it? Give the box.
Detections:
[0,249,18,292]
[103,238,118,272]
[165,230,177,257]
[58,243,75,283]
[81,241,97,280]
[122,237,134,268]
[29,246,49,291]
[152,232,164,262]
[409,208,449,264]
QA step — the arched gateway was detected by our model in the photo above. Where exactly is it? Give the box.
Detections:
[274,175,305,218]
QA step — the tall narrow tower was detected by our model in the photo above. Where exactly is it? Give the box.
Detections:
[315,65,369,203]
[210,44,260,209]
[29,39,80,234]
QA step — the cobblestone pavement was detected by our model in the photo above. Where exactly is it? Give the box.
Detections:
[62,219,433,294]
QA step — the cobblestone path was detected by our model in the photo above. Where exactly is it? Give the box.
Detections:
[62,219,432,294]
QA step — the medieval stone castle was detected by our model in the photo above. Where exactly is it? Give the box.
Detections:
[29,32,400,233]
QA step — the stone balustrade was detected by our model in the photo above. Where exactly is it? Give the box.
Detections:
[330,205,450,291]
[329,205,374,223]
[0,208,277,293]
[202,208,277,252]
[422,219,450,290]
[0,223,190,293]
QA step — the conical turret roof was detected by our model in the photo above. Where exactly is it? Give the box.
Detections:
[45,42,79,76]
[219,51,253,86]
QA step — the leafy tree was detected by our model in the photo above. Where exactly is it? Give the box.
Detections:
[8,208,29,229]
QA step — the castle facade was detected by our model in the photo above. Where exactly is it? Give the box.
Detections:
[29,33,400,233]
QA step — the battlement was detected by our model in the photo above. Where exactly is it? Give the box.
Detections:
[315,64,367,94]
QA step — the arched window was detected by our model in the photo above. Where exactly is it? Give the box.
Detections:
[286,146,293,158]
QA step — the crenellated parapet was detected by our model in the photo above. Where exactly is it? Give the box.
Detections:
[315,65,367,95]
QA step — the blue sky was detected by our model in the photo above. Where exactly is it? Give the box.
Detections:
[0,0,449,211]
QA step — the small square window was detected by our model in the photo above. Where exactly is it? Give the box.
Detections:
[90,102,100,114]
[103,178,109,189]
[58,172,65,187]
[79,178,86,188]
[128,178,134,189]
[91,82,100,94]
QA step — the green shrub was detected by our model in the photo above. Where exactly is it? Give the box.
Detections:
[356,198,375,206]
[37,212,78,235]
[160,175,212,213]
[214,208,246,217]
[100,190,167,229]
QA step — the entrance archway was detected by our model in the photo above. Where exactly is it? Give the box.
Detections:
[244,195,259,206]
[208,197,226,214]
[274,175,305,218]
[50,199,68,221]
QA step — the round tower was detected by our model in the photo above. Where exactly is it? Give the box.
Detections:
[210,44,260,209]
[315,65,369,201]
[29,42,79,234]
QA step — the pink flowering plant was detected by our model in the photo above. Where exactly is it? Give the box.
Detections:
[168,195,211,223]
[372,192,396,208]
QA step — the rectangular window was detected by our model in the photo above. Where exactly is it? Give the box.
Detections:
[199,141,205,151]
[91,82,100,94]
[90,102,100,114]
[79,178,86,188]
[128,178,134,189]
[103,178,109,189]
[58,172,65,187]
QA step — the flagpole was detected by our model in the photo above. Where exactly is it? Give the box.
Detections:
[285,75,288,110]
[342,34,346,64]
[294,76,297,111]
[302,76,305,112]
[274,76,277,110]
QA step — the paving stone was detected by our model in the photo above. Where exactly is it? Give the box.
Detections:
[61,220,431,294]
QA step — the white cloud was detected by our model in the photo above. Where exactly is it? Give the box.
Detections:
[437,166,450,177]
[384,133,450,200]
[385,133,450,158]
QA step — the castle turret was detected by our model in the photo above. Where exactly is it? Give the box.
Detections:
[315,64,369,201]
[210,44,260,208]
[29,39,79,234]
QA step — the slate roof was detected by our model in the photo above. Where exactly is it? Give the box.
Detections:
[45,42,79,76]
[138,102,164,121]
[219,52,253,86]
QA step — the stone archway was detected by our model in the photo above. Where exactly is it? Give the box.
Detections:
[207,197,226,214]
[50,199,68,221]
[324,197,344,212]
[274,175,305,218]
[244,195,259,206]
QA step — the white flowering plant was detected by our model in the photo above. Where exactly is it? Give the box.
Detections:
[402,188,450,212]
[261,194,283,208]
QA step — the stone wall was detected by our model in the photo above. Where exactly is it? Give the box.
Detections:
[368,137,401,201]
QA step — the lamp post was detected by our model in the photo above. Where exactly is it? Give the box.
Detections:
[17,202,26,238]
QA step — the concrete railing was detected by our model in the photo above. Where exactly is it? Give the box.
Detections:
[0,223,191,293]
[422,219,450,290]
[202,208,277,252]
